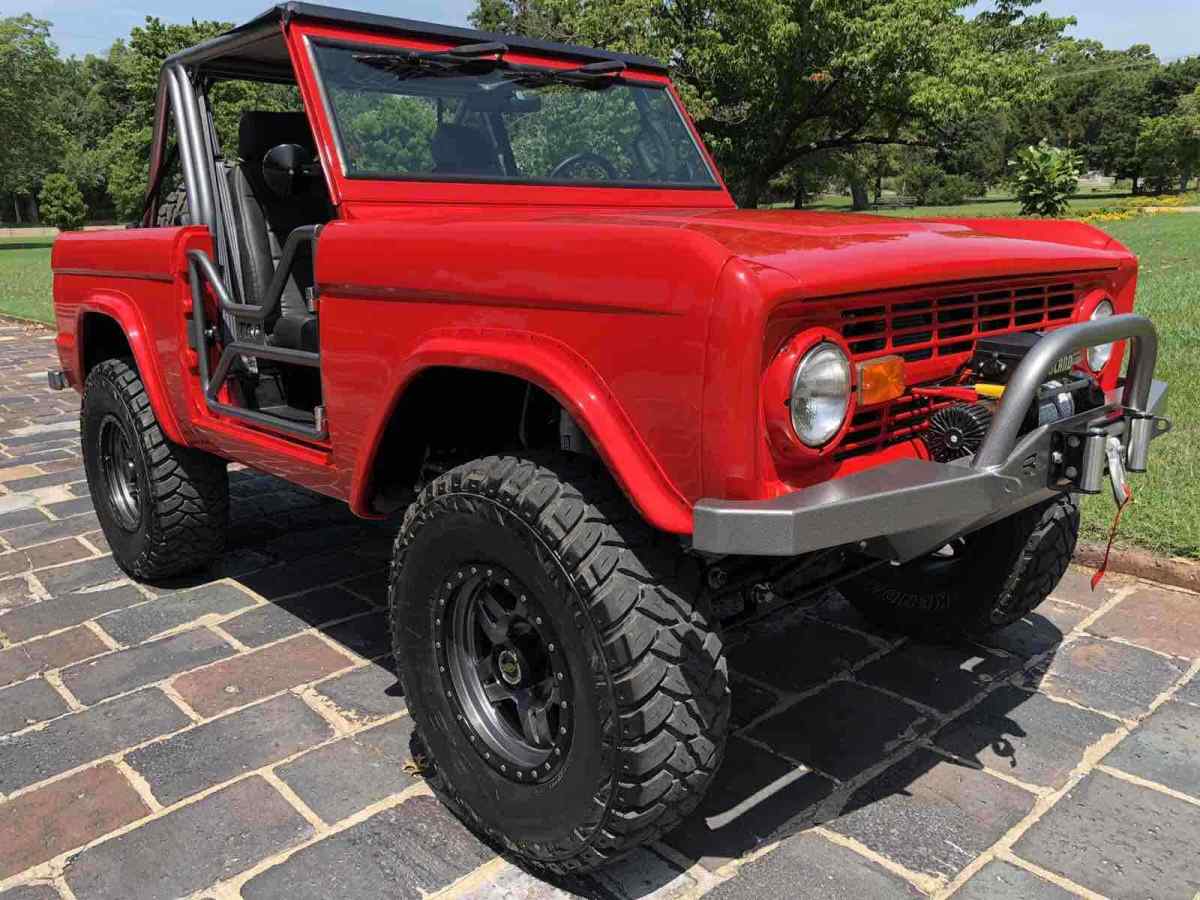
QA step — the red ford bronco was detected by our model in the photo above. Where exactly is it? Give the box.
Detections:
[50,2,1170,874]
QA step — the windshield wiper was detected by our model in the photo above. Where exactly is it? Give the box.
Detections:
[355,42,508,79]
[503,59,627,90]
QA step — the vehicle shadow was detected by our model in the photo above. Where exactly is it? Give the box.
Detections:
[189,472,1076,898]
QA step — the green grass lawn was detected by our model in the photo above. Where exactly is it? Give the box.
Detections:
[1,211,1196,556]
[1077,213,1200,558]
[0,242,54,324]
[798,192,1136,219]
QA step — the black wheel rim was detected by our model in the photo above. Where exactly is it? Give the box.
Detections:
[98,415,142,531]
[437,564,573,783]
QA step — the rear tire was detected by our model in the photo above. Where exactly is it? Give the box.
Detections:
[81,358,228,581]
[389,454,729,874]
[155,186,190,228]
[839,494,1079,639]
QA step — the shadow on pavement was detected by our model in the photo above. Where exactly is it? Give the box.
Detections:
[192,471,1073,898]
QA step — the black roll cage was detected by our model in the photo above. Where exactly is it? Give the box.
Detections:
[142,4,671,445]
[150,60,327,442]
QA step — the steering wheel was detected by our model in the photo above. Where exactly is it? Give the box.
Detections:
[550,151,619,181]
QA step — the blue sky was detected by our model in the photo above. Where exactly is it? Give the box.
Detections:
[2,0,1196,62]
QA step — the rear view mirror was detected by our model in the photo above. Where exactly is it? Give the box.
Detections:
[262,143,315,198]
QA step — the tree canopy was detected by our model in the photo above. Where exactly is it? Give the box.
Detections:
[0,3,1197,222]
[469,0,1074,205]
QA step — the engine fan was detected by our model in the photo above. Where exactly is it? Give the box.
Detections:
[924,403,993,462]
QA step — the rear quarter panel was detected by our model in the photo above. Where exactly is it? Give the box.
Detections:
[51,227,198,444]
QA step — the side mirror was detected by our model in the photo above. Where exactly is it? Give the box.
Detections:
[262,143,315,198]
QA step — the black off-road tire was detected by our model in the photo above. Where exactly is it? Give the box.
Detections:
[840,494,1079,639]
[389,455,729,875]
[155,186,190,227]
[81,358,228,581]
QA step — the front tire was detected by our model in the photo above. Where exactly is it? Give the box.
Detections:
[389,455,729,874]
[81,358,228,581]
[839,494,1079,639]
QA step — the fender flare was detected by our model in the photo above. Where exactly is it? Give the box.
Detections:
[73,294,187,445]
[349,329,694,535]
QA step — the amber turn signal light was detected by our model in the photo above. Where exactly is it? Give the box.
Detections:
[857,355,905,405]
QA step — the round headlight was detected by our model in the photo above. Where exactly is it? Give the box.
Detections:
[790,343,852,447]
[1087,299,1115,371]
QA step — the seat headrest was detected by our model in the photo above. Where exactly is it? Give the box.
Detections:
[238,111,316,163]
[431,124,499,175]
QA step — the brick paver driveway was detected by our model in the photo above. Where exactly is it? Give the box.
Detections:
[0,320,1198,899]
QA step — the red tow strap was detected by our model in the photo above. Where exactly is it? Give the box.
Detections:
[1091,483,1133,591]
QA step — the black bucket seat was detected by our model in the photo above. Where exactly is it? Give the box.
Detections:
[227,111,333,352]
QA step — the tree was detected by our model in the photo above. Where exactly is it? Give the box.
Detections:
[471,0,1070,207]
[0,15,66,221]
[94,17,298,220]
[1137,87,1200,193]
[39,174,88,230]
[1010,140,1081,216]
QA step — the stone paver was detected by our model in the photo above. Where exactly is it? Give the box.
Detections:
[275,716,418,823]
[171,633,352,717]
[829,748,1036,880]
[126,693,333,805]
[0,763,149,879]
[705,831,923,898]
[0,321,1197,899]
[1089,583,1200,658]
[240,796,492,900]
[60,627,234,705]
[95,583,256,645]
[63,776,313,900]
[952,860,1077,900]
[311,662,405,723]
[0,688,189,793]
[0,625,108,686]
[1013,770,1200,898]
[1036,633,1186,718]
[744,680,932,780]
[0,677,69,734]
[934,686,1118,788]
[1102,699,1200,798]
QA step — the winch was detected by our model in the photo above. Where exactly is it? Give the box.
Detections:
[921,331,1106,464]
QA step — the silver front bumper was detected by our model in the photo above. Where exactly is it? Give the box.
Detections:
[693,315,1170,561]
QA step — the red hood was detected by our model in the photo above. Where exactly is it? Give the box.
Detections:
[551,208,1130,297]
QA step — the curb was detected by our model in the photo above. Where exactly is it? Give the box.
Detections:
[1075,541,1200,593]
[0,313,54,330]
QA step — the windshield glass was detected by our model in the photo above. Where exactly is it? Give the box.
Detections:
[310,42,718,188]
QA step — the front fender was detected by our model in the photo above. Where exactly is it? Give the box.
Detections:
[349,328,694,535]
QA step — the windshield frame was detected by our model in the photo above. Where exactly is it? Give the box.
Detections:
[305,35,724,193]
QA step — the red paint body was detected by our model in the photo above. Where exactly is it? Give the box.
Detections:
[50,18,1139,538]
